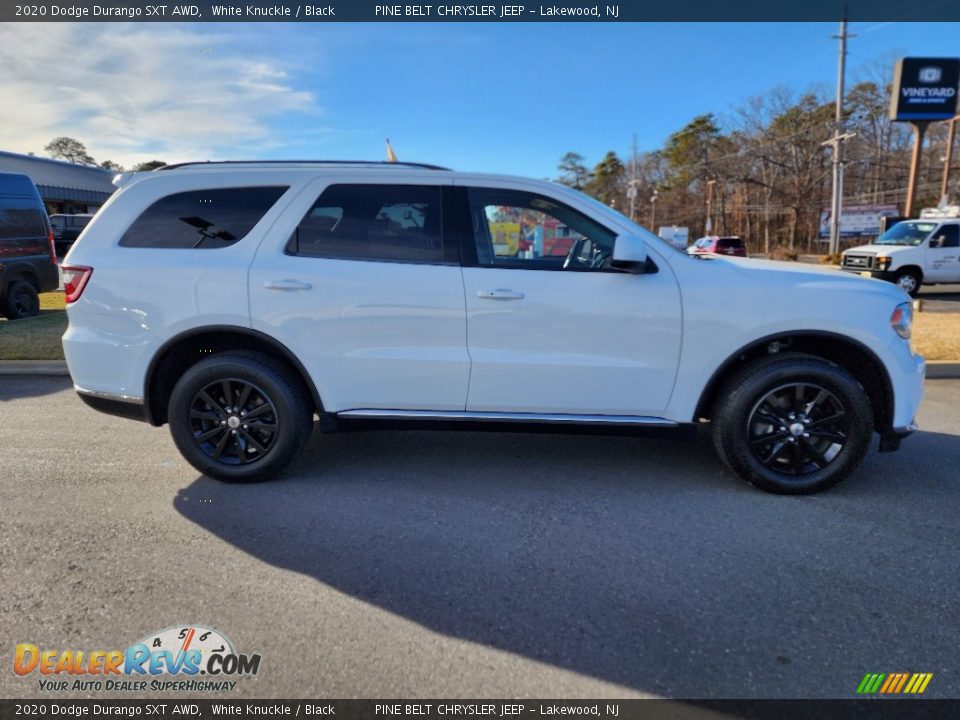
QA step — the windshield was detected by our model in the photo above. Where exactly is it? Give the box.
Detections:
[876,221,935,246]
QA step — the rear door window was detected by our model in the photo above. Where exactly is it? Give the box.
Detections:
[119,186,288,249]
[287,184,444,263]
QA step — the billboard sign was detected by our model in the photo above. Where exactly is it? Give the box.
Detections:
[818,204,900,239]
[889,57,960,121]
[658,226,689,249]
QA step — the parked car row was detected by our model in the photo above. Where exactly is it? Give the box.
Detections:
[50,212,93,257]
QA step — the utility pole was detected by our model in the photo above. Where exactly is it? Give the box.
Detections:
[827,12,854,256]
[628,133,639,221]
[650,189,658,229]
[705,179,716,234]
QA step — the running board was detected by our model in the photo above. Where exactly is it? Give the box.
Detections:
[335,409,678,427]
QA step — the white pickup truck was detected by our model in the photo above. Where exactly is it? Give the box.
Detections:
[841,206,960,296]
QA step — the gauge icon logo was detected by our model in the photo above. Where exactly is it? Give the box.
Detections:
[919,66,943,84]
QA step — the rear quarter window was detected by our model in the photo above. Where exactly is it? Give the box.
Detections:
[119,186,288,249]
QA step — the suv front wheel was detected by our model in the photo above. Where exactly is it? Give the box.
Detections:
[168,352,313,482]
[711,353,874,494]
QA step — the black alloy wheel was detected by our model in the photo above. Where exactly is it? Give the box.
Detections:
[712,353,874,494]
[188,378,279,466]
[168,352,313,482]
[746,383,850,477]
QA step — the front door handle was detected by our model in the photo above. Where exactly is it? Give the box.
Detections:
[477,289,525,300]
[264,279,312,291]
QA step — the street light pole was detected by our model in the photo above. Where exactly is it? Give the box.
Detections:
[828,13,853,256]
[650,190,658,230]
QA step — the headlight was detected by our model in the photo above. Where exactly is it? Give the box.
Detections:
[876,255,892,271]
[890,301,913,339]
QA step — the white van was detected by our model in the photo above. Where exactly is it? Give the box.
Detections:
[841,206,960,296]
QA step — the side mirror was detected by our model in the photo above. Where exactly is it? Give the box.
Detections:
[611,234,650,273]
[929,237,942,248]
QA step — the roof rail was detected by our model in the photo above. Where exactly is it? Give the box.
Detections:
[157,160,452,172]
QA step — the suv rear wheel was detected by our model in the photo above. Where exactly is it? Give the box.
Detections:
[168,352,313,482]
[711,353,873,494]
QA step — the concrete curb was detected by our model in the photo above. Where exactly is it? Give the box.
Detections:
[926,361,960,379]
[1,360,959,379]
[0,360,69,376]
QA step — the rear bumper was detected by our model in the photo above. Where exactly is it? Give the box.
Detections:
[75,386,150,423]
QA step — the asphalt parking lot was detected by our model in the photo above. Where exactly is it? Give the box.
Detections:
[917,283,960,312]
[1,377,958,700]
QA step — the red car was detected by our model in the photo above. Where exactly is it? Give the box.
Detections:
[687,236,748,257]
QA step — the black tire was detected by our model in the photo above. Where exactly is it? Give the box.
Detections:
[894,269,921,298]
[4,280,40,320]
[168,352,313,482]
[711,353,873,495]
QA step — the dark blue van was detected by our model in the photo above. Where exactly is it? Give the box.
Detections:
[0,172,59,319]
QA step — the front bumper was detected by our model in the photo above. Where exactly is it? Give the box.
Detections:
[840,268,898,282]
[879,421,918,453]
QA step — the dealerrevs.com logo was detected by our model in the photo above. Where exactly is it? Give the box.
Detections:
[14,625,261,692]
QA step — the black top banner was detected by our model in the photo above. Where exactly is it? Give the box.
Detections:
[5,0,960,22]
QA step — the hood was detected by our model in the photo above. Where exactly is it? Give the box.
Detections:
[704,255,910,302]
[843,243,911,254]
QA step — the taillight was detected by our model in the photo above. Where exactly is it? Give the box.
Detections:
[48,229,57,263]
[61,266,93,304]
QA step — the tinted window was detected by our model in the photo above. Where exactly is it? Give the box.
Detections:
[288,184,443,263]
[717,238,744,249]
[119,187,288,249]
[934,224,959,248]
[466,188,616,271]
[0,197,47,240]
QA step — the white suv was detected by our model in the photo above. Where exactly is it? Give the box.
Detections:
[61,161,925,494]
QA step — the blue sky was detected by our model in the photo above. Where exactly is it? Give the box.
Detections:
[1,21,959,176]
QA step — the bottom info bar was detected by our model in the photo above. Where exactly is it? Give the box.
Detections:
[3,700,960,720]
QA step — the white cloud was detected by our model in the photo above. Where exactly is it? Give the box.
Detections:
[0,23,321,168]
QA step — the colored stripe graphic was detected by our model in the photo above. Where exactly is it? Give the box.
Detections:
[857,673,885,694]
[858,672,932,694]
[905,673,934,694]
[880,673,908,693]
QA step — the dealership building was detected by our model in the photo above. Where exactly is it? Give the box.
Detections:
[0,150,116,214]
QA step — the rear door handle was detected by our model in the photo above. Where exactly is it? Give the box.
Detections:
[477,289,525,300]
[264,279,312,291]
